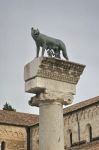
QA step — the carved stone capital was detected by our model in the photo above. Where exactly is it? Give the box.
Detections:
[29,90,74,107]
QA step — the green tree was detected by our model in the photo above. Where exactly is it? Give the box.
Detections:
[3,102,16,111]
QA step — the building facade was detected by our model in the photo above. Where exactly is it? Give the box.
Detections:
[0,110,38,150]
[64,96,99,150]
[0,96,99,150]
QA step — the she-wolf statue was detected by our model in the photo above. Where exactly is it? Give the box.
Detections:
[31,27,69,60]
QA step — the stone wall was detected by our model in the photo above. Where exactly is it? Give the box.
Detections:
[0,99,99,150]
[31,125,39,150]
[64,102,99,149]
[31,101,99,150]
[0,125,27,150]
[66,141,99,150]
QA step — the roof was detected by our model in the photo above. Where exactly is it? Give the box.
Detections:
[0,96,99,127]
[0,110,39,127]
[63,96,99,115]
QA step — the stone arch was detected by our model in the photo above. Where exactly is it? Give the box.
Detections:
[95,106,98,115]
[85,124,92,142]
[78,111,82,121]
[96,105,99,115]
[92,107,97,116]
[82,110,85,120]
[87,108,93,119]
[88,109,91,118]
[67,115,71,125]
[71,114,75,123]
[84,109,88,119]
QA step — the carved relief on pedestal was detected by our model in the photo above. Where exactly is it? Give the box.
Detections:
[24,57,85,85]
[37,57,85,84]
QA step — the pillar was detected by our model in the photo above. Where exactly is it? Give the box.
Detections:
[24,57,85,150]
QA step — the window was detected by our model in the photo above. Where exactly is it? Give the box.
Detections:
[1,141,5,150]
[86,124,92,142]
[70,132,72,146]
[67,129,72,147]
[89,125,92,141]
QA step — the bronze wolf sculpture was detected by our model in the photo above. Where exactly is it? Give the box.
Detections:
[31,27,69,60]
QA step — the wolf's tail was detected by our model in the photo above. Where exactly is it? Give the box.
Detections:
[61,42,69,60]
[63,49,69,60]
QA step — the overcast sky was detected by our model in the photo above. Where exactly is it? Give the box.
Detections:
[0,0,99,114]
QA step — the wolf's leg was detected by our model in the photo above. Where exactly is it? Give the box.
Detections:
[42,44,46,56]
[55,48,60,58]
[36,46,40,57]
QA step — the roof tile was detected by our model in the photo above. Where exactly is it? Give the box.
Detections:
[63,96,99,115]
[0,110,39,126]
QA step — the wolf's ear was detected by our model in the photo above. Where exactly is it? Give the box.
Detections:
[31,27,34,37]
[31,27,34,30]
[37,28,40,33]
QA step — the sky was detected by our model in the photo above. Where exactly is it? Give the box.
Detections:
[0,0,99,114]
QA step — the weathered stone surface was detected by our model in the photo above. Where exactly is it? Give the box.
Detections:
[24,57,85,150]
[24,57,85,85]
[64,96,99,149]
[29,96,99,150]
[39,102,64,150]
[0,125,27,150]
[1,97,99,150]
[24,57,85,106]
[29,90,74,106]
[31,126,39,150]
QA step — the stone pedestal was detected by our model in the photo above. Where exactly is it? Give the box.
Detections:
[24,57,85,150]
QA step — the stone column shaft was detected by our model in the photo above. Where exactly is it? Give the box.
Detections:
[39,102,64,150]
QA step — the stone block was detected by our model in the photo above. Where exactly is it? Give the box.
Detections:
[24,57,85,105]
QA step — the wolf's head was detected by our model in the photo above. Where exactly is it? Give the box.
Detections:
[31,27,40,39]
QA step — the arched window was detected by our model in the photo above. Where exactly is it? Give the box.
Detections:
[67,129,72,147]
[1,141,5,150]
[86,124,92,142]
[89,125,92,141]
[70,132,72,146]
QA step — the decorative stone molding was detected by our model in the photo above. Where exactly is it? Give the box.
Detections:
[24,57,85,106]
[29,90,74,107]
[24,57,85,85]
[38,58,85,84]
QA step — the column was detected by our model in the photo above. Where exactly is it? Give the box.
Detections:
[24,57,85,150]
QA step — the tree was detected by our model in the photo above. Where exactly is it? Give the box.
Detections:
[3,102,16,111]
